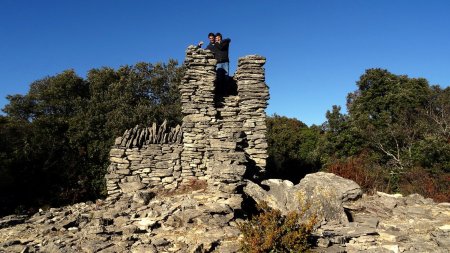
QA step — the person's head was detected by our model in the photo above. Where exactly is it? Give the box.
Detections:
[215,33,222,43]
[208,32,215,43]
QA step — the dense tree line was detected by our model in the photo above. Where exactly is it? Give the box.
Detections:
[0,60,184,216]
[266,115,322,183]
[266,68,449,201]
[1,64,449,216]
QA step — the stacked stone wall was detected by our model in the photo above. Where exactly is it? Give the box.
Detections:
[105,46,269,197]
[179,47,218,183]
[207,94,247,193]
[105,122,183,199]
[236,55,269,172]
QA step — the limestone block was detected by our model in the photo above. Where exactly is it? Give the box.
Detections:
[110,156,130,164]
[255,143,268,149]
[141,149,162,156]
[110,148,125,157]
[141,178,151,184]
[107,189,121,195]
[116,169,130,175]
[162,177,175,184]
[119,181,144,194]
[183,114,211,123]
[245,149,267,155]
[173,171,181,178]
[155,161,169,169]
[150,168,174,177]
[105,173,121,179]
[106,178,119,183]
[117,163,130,170]
[127,154,143,161]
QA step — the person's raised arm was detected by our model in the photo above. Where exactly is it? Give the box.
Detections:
[216,39,231,50]
[222,38,231,46]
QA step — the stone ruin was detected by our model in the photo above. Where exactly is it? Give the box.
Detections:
[105,45,270,198]
[2,47,449,253]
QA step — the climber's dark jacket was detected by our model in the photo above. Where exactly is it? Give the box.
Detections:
[205,42,216,52]
[214,38,231,63]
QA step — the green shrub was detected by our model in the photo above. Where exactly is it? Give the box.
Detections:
[238,202,318,253]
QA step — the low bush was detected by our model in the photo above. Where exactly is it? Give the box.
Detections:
[238,201,318,253]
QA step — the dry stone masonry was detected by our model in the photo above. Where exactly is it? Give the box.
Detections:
[235,55,270,170]
[2,47,449,253]
[114,120,183,149]
[106,120,183,199]
[105,46,270,198]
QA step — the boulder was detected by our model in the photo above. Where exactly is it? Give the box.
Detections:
[244,172,362,224]
[244,179,296,214]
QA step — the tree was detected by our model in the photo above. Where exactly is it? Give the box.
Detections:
[69,60,184,196]
[425,86,450,140]
[411,86,450,173]
[320,105,364,161]
[266,115,322,183]
[0,60,184,215]
[1,70,89,214]
[347,69,431,171]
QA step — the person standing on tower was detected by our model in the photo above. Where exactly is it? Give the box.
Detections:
[214,33,231,75]
[197,32,216,52]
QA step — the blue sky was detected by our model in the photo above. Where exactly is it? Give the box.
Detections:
[1,0,449,126]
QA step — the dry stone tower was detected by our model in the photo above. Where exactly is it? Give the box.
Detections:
[105,46,269,198]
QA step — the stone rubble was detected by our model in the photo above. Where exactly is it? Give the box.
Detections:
[0,189,243,253]
[244,172,450,253]
[2,173,449,253]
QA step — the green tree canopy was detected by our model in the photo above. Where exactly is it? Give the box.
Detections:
[347,68,432,170]
[0,60,183,216]
[266,115,322,183]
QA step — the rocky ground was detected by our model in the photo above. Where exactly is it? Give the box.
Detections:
[1,173,449,253]
[244,172,450,253]
[0,188,243,253]
[314,192,450,253]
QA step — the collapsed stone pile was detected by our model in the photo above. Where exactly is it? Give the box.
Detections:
[0,189,243,253]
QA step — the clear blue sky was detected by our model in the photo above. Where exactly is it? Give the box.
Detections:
[1,0,449,126]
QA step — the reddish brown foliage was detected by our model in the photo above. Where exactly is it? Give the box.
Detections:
[326,154,450,203]
[325,154,387,193]
[399,168,450,203]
